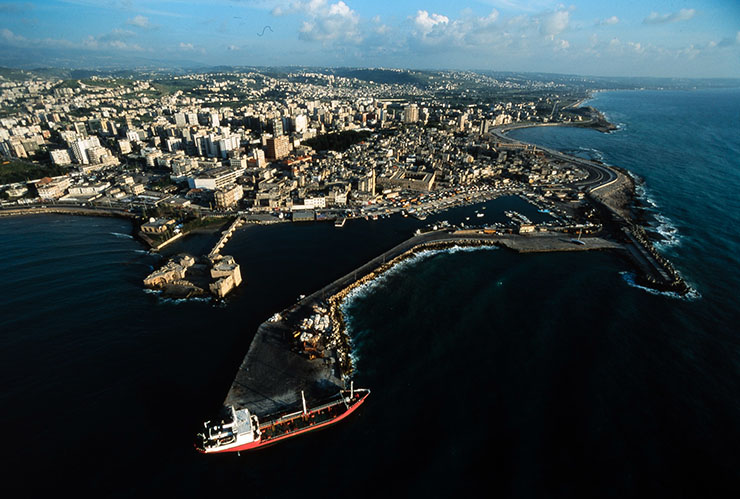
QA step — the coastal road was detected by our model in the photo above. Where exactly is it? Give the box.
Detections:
[490,124,619,192]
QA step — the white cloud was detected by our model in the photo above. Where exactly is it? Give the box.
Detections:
[127,15,153,29]
[413,10,450,35]
[227,44,240,51]
[539,10,569,37]
[627,41,645,54]
[83,29,143,51]
[555,38,569,50]
[598,16,619,26]
[179,42,195,50]
[643,9,696,25]
[280,0,361,43]
[1,27,144,52]
[1,28,26,44]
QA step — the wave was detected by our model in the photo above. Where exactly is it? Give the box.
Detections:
[634,183,683,249]
[619,271,701,301]
[652,213,681,249]
[142,288,213,305]
[340,244,499,325]
[110,232,134,239]
[564,146,607,164]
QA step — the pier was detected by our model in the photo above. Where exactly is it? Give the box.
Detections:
[222,229,621,417]
[209,216,243,259]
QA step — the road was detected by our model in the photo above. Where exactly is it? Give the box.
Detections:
[490,123,619,191]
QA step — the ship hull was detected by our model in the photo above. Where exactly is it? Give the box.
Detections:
[202,389,370,454]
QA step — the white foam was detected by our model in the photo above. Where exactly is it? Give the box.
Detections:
[340,245,500,344]
[652,213,681,249]
[110,232,134,239]
[142,288,213,305]
[619,271,701,301]
[342,245,498,312]
[157,296,212,306]
[634,183,683,249]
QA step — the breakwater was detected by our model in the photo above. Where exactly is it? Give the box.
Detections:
[0,205,138,219]
[221,229,622,418]
[496,123,691,295]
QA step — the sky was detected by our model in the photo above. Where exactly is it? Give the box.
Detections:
[1,0,739,77]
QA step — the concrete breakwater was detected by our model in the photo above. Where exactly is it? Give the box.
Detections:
[221,230,622,417]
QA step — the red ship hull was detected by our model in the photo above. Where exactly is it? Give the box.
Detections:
[201,389,370,453]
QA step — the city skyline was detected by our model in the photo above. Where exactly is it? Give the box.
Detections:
[1,0,739,78]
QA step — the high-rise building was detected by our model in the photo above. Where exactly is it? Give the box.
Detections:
[479,119,490,135]
[458,113,467,131]
[252,148,266,168]
[403,104,419,124]
[359,169,376,195]
[270,118,284,137]
[293,114,308,134]
[265,135,290,160]
[217,135,240,158]
[70,136,101,164]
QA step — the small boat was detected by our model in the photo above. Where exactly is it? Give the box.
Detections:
[476,213,485,218]
[334,217,346,228]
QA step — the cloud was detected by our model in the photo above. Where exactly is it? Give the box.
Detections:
[716,31,740,48]
[1,27,143,51]
[293,0,361,43]
[227,44,240,51]
[598,16,619,26]
[83,29,143,51]
[1,28,28,45]
[179,42,195,50]
[127,15,154,29]
[643,8,696,25]
[413,10,450,35]
[539,10,569,37]
[98,28,136,43]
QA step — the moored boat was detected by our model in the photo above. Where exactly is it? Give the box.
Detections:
[196,388,370,453]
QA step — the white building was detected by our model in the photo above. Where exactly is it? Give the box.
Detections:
[50,149,72,166]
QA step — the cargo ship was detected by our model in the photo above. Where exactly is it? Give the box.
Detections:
[196,387,370,453]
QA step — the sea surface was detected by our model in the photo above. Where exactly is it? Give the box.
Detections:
[2,88,740,498]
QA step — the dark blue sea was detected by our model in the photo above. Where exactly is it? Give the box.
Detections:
[1,88,739,498]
